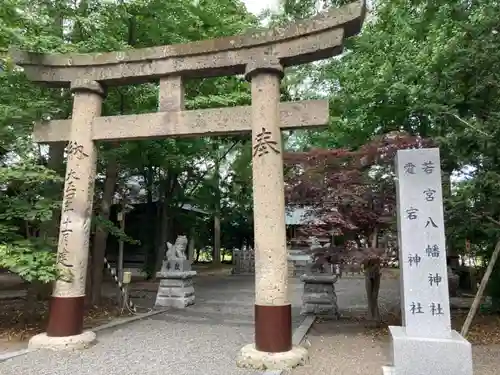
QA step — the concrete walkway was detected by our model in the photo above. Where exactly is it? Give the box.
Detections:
[155,275,304,329]
[0,276,304,375]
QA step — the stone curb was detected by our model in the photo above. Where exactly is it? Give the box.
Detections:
[259,315,316,375]
[92,309,166,333]
[0,348,32,363]
[0,309,166,363]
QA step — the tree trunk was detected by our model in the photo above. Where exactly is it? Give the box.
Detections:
[461,239,500,337]
[85,252,92,306]
[214,215,221,263]
[365,229,382,324]
[442,170,460,269]
[154,171,180,272]
[153,198,162,266]
[155,193,170,273]
[90,157,119,305]
[365,267,381,323]
[188,227,196,263]
[117,207,126,306]
[213,154,221,264]
[144,166,156,278]
[23,282,40,323]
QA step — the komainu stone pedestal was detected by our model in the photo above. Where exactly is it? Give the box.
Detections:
[300,274,339,318]
[382,326,473,375]
[155,260,196,309]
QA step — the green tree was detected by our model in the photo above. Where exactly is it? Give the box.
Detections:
[1,0,260,307]
[278,0,500,303]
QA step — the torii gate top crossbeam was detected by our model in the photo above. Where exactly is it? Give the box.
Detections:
[10,1,365,86]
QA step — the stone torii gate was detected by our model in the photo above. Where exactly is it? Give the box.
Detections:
[12,1,365,369]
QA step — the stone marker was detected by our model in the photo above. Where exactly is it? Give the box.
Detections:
[289,256,312,277]
[383,148,472,375]
[232,247,255,275]
[155,236,196,309]
[13,0,365,368]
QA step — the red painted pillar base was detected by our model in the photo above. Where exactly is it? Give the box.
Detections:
[255,304,292,352]
[46,296,85,337]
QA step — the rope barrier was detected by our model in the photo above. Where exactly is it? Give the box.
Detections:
[103,256,137,313]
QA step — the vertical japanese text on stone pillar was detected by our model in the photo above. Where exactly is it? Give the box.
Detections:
[396,148,451,338]
[57,141,90,277]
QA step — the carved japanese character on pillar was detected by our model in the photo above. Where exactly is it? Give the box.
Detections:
[63,169,79,213]
[66,141,89,160]
[253,127,280,157]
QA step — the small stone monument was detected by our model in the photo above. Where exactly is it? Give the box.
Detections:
[155,235,197,309]
[383,148,473,375]
[300,252,339,318]
[287,249,312,277]
[232,246,255,274]
[300,274,339,318]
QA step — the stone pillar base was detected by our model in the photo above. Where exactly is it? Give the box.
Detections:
[28,331,96,351]
[300,274,339,318]
[383,326,473,375]
[236,343,308,370]
[155,261,196,309]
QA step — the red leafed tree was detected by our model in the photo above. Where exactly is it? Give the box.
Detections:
[284,132,433,322]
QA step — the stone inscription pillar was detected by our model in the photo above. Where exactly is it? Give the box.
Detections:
[246,60,291,353]
[46,80,104,338]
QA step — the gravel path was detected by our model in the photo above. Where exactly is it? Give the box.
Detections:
[285,320,389,375]
[288,320,500,375]
[334,275,400,315]
[0,276,303,375]
[4,273,497,375]
[289,276,500,375]
[2,320,256,375]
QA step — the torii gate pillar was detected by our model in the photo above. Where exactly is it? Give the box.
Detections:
[30,80,104,349]
[236,60,308,368]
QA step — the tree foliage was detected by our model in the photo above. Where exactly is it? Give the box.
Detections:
[0,0,257,285]
[285,133,432,264]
